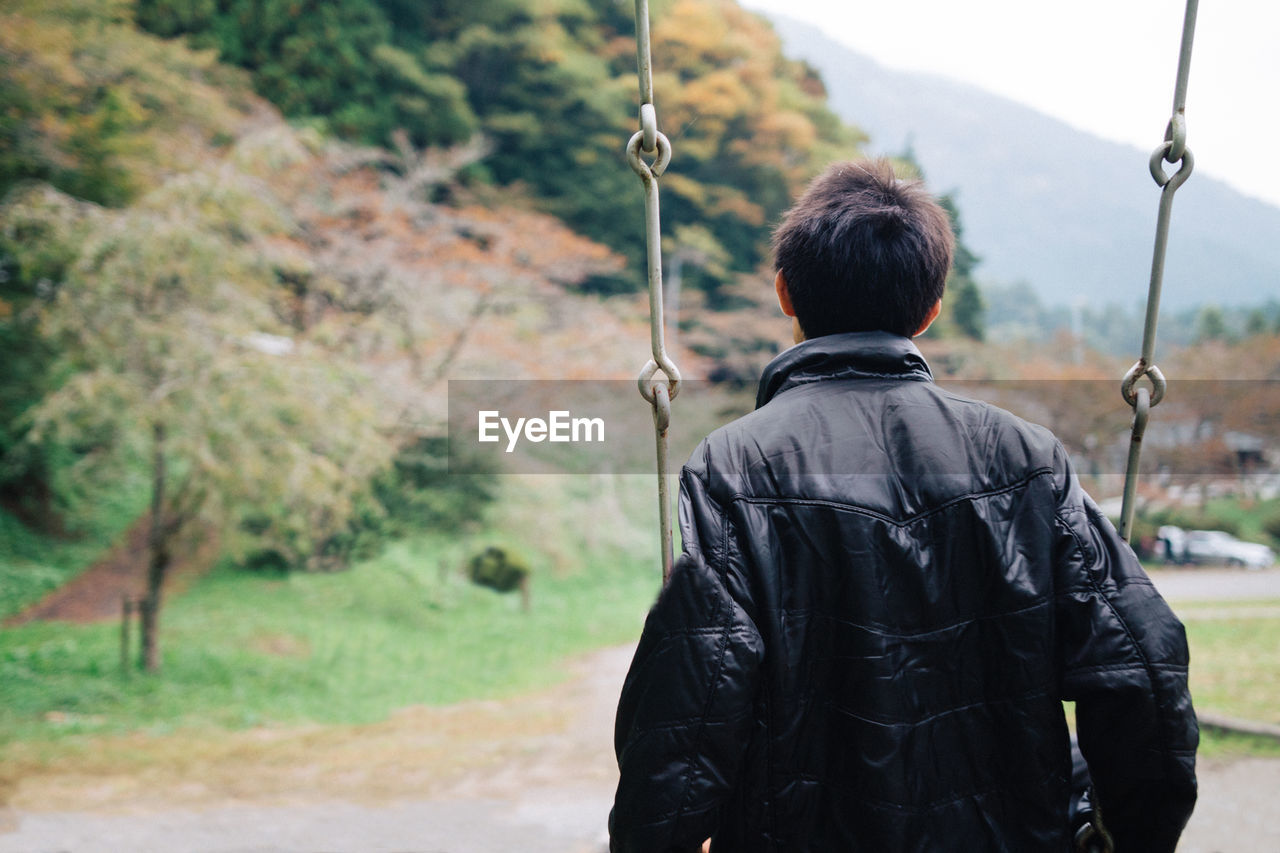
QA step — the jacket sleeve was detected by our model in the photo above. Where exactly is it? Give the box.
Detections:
[610,445,765,853]
[1052,450,1198,852]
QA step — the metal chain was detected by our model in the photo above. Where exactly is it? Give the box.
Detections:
[1118,0,1199,543]
[628,0,681,581]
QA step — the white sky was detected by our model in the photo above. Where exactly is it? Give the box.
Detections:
[741,0,1280,207]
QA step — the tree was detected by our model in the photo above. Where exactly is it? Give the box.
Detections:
[950,279,986,342]
[1195,304,1227,343]
[16,174,393,671]
[2,0,251,206]
[0,186,100,522]
[1244,308,1268,337]
[135,0,478,148]
[135,0,865,294]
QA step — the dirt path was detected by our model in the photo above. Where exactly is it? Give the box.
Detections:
[1,644,1277,852]
[4,520,218,627]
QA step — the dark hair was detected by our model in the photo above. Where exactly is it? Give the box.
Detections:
[772,159,954,338]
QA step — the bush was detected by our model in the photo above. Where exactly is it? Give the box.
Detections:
[1146,506,1243,539]
[467,546,528,594]
[1263,510,1280,546]
[235,436,495,574]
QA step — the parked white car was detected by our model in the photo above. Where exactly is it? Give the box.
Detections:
[1158,525,1275,569]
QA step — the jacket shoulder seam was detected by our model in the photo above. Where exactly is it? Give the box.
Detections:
[727,467,1055,527]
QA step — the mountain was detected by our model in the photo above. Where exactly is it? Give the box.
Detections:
[766,16,1280,310]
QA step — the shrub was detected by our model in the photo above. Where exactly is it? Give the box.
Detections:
[467,546,528,594]
[1263,510,1280,546]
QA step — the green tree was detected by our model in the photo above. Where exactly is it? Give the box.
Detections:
[1244,308,1268,337]
[0,187,99,521]
[950,278,986,342]
[15,175,393,671]
[135,0,478,147]
[1195,304,1227,343]
[938,194,985,341]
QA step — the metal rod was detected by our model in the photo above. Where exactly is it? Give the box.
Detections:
[1117,0,1199,542]
[633,0,654,105]
[1139,181,1177,366]
[1119,389,1151,542]
[643,177,667,367]
[654,386,674,582]
[1171,0,1199,115]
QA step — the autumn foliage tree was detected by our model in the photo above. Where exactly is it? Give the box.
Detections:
[134,0,863,293]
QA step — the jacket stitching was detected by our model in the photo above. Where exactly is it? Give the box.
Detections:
[1065,661,1188,675]
[769,365,933,400]
[824,687,1051,729]
[728,468,1054,528]
[670,611,732,840]
[1066,500,1181,792]
[669,487,734,843]
[784,765,1064,815]
[638,709,755,732]
[652,625,736,639]
[724,508,780,845]
[788,597,1050,641]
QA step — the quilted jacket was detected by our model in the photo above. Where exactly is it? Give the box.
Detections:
[610,332,1197,852]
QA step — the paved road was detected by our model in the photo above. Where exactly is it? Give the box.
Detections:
[0,797,612,853]
[1149,565,1280,603]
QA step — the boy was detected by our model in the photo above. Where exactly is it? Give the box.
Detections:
[609,160,1197,852]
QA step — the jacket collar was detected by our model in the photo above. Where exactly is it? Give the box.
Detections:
[756,331,934,409]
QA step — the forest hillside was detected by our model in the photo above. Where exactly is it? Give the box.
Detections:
[3,0,1275,625]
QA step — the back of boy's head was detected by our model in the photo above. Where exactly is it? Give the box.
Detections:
[772,159,955,339]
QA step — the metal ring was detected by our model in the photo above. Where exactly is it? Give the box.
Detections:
[1131,385,1151,438]
[640,103,658,154]
[1121,361,1167,408]
[1075,822,1097,852]
[1164,113,1187,163]
[626,130,672,179]
[637,356,682,405]
[651,382,671,431]
[1149,142,1194,191]
[1074,820,1115,853]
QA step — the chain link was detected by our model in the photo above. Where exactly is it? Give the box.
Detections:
[629,0,681,581]
[1119,0,1199,542]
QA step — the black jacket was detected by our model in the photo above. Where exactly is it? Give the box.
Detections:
[610,332,1197,852]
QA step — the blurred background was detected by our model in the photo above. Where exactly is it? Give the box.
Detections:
[1,0,1277,850]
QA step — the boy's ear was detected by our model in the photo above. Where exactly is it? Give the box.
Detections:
[775,270,796,318]
[913,299,943,337]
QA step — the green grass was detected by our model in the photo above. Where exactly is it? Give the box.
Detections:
[1185,612,1280,727]
[0,475,663,753]
[3,473,1278,762]
[1177,599,1280,616]
[0,473,147,620]
[1198,728,1280,759]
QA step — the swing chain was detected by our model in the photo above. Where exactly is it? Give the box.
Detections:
[1118,0,1199,542]
[629,0,681,581]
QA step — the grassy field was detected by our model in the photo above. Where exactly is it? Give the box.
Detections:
[0,474,663,755]
[1183,607,1280,728]
[2,473,1278,766]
